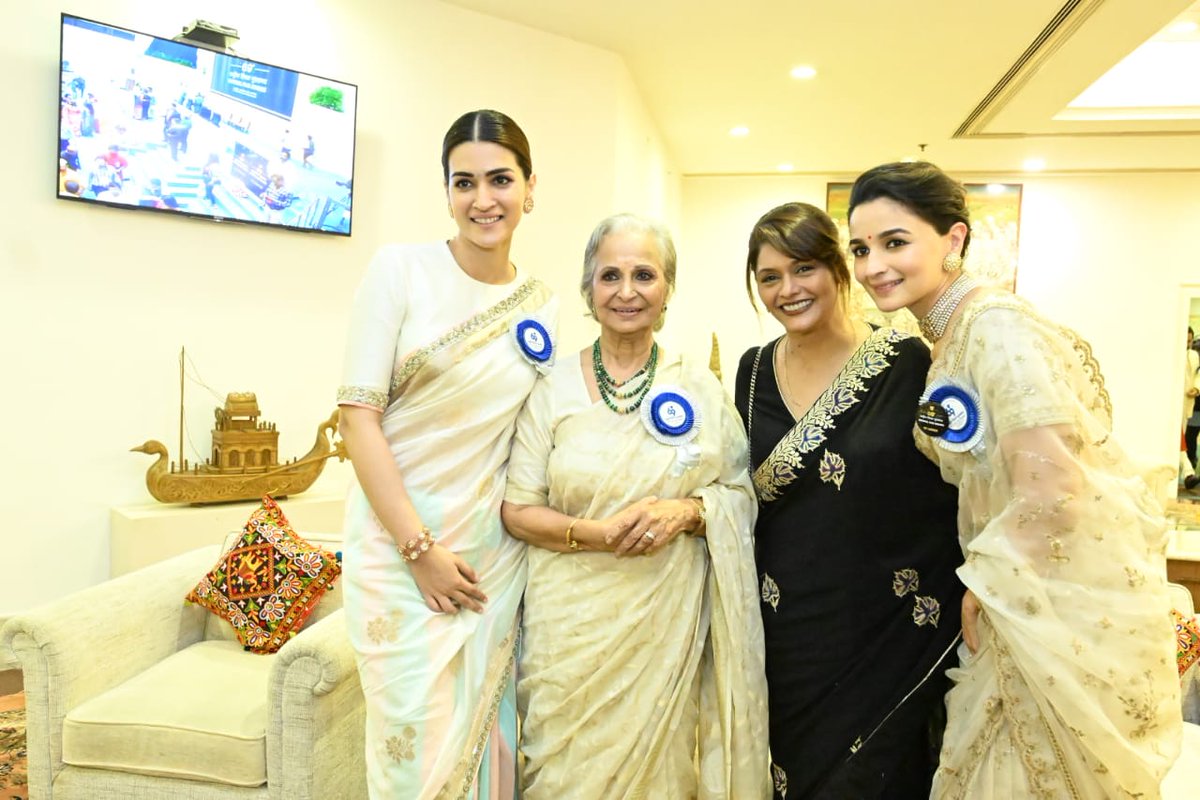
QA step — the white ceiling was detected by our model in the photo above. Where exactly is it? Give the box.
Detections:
[1065,1,1200,117]
[441,0,1200,175]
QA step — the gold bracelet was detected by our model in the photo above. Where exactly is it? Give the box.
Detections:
[398,526,434,562]
[690,497,706,533]
[565,518,581,551]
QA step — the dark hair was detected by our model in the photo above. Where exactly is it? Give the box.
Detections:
[745,202,849,307]
[848,161,972,258]
[441,109,532,180]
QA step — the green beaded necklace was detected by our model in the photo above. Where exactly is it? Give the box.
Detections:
[592,338,658,414]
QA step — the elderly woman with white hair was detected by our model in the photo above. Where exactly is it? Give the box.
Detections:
[501,213,770,798]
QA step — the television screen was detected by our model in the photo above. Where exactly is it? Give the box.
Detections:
[57,14,357,235]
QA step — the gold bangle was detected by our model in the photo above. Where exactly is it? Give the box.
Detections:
[565,518,581,551]
[690,497,706,533]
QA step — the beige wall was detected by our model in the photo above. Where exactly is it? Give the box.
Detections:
[1,0,677,611]
[679,172,1200,487]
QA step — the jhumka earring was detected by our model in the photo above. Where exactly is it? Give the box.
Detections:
[523,197,534,213]
[942,253,963,272]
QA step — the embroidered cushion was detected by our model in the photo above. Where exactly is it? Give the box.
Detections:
[1174,608,1200,679]
[202,530,344,644]
[186,496,341,654]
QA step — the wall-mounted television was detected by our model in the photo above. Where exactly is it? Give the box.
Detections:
[57,14,357,236]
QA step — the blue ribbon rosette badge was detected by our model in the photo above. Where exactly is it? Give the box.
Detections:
[511,316,554,374]
[917,379,985,454]
[641,385,703,474]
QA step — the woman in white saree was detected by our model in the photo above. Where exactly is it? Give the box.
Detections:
[337,110,557,799]
[502,214,770,799]
[848,161,1182,799]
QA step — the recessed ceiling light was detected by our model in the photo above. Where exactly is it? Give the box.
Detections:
[900,156,918,163]
[1022,157,1047,172]
[777,163,794,172]
[1167,20,1199,35]
[730,126,750,137]
[789,65,817,80]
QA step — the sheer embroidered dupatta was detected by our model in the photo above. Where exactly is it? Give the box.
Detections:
[343,276,556,800]
[925,295,1180,800]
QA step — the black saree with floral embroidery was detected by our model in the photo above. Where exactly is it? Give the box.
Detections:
[735,327,964,800]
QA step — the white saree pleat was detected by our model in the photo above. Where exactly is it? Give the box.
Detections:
[343,277,555,800]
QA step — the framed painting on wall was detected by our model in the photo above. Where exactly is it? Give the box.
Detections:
[826,181,1023,338]
[961,183,1022,292]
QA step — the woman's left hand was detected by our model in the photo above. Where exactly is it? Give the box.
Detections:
[611,497,701,557]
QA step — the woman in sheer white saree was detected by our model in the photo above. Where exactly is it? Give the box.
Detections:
[502,214,770,799]
[848,161,1181,799]
[337,110,557,799]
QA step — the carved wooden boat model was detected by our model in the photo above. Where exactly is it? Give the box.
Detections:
[132,409,347,505]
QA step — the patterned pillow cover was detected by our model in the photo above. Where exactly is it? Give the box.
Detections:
[1172,607,1200,678]
[186,496,342,654]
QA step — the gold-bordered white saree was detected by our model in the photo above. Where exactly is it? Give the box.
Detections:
[338,242,558,800]
[505,352,770,799]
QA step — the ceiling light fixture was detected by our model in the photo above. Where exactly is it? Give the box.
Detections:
[900,144,928,162]
[777,163,794,172]
[729,125,750,137]
[1022,157,1047,172]
[789,65,817,80]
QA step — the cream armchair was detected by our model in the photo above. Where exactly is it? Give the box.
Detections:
[1,534,365,799]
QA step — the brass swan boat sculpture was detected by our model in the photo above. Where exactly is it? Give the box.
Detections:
[132,408,347,505]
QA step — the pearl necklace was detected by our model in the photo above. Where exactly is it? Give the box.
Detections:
[919,272,978,342]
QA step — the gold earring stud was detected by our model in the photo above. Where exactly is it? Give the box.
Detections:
[942,253,963,272]
[523,197,534,214]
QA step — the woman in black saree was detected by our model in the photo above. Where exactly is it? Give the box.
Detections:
[734,202,963,799]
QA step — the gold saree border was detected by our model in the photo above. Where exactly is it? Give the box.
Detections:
[435,619,519,800]
[991,635,1082,800]
[936,625,1084,799]
[389,277,549,401]
[753,327,908,502]
[336,385,388,411]
[934,683,1004,798]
